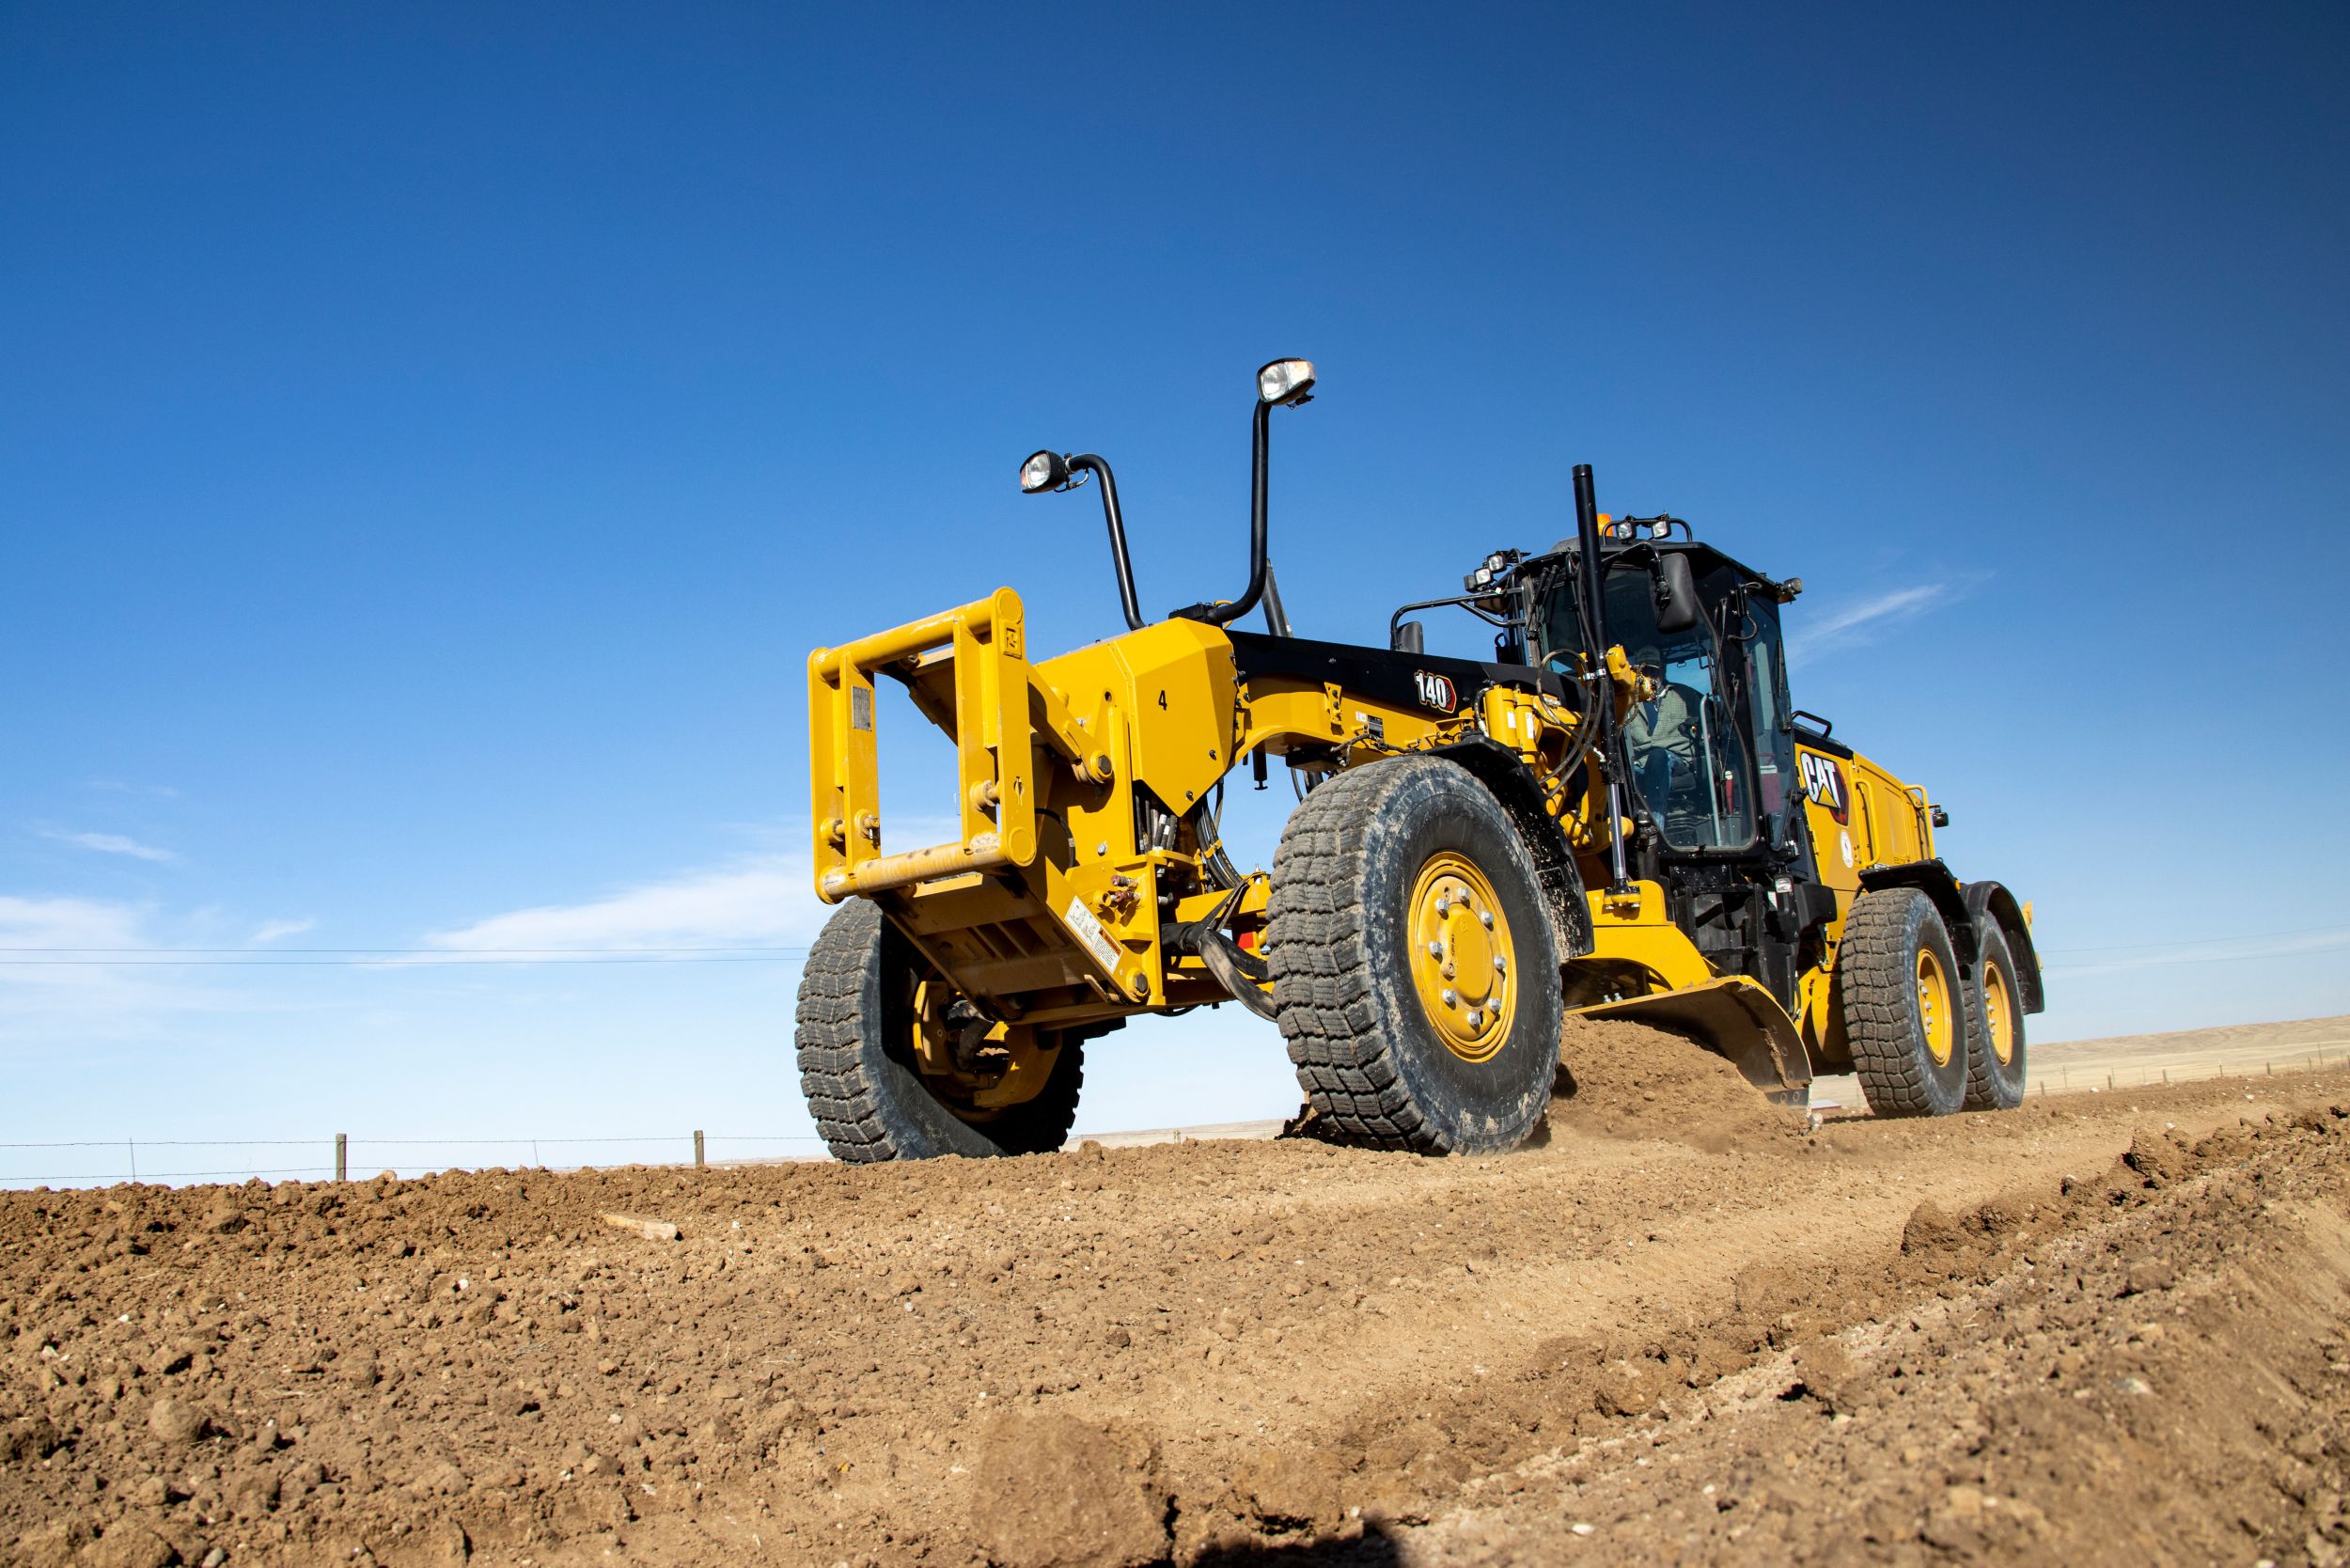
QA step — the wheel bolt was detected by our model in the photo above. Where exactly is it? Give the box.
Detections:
[1494,955,1508,974]
[1427,941,1443,958]
[1441,988,1458,1007]
[1466,1010,1484,1028]
[1480,910,1494,930]
[1434,896,1449,917]
[1441,963,1455,980]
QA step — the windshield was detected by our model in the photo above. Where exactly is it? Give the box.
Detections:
[1536,553,1758,854]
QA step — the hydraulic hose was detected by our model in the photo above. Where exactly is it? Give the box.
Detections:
[1198,931,1277,1020]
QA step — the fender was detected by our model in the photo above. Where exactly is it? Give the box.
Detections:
[1434,735,1595,961]
[1857,857,1977,967]
[1963,879,2046,1014]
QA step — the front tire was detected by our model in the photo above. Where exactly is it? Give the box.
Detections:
[1840,887,1969,1119]
[794,900,1085,1162]
[1963,919,2029,1110]
[1268,756,1562,1154]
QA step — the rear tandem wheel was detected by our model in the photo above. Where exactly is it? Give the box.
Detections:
[1838,886,1971,1118]
[1963,918,2029,1110]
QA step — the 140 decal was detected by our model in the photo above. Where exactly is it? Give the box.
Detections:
[1413,670,1458,713]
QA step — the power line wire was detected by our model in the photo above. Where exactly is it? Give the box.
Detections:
[0,959,813,968]
[2038,924,2350,956]
[0,946,811,954]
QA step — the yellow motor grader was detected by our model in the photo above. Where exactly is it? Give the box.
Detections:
[797,359,2042,1160]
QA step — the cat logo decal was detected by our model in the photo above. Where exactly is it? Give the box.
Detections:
[1798,751,1850,825]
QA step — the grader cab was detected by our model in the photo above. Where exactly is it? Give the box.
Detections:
[797,359,2043,1161]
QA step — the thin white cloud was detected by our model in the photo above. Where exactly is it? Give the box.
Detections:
[86,779,181,799]
[1786,583,1949,666]
[2042,928,2350,978]
[251,918,317,946]
[44,829,180,865]
[0,896,331,1044]
[424,854,826,952]
[0,894,149,952]
[420,820,957,953]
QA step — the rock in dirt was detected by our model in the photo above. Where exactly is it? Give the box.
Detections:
[968,1412,1168,1568]
[0,1416,61,1465]
[81,1522,174,1568]
[597,1211,681,1242]
[146,1396,210,1445]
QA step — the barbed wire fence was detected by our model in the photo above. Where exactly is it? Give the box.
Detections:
[0,1131,828,1189]
[3,1045,2343,1189]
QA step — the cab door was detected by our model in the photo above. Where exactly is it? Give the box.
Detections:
[1602,562,1758,853]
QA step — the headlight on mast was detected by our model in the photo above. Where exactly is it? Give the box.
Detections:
[1019,449,1072,494]
[1255,358,1317,406]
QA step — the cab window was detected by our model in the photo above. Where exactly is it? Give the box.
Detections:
[1547,557,1758,854]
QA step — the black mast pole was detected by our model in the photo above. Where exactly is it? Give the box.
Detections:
[1573,463,1633,896]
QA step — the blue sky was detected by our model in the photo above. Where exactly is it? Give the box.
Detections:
[5,3,2346,1181]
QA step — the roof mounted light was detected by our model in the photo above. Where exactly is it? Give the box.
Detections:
[1463,548,1522,593]
[1256,357,1317,407]
[1019,449,1073,494]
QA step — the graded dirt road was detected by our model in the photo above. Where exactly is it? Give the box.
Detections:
[5,1024,2347,1568]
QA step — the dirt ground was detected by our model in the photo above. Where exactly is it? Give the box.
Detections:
[5,1021,2347,1568]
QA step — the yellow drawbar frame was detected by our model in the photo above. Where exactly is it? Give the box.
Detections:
[809,588,1093,902]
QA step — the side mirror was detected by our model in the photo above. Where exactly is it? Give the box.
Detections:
[1653,553,1700,635]
[1391,619,1425,654]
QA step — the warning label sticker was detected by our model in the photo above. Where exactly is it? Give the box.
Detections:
[1064,896,1122,977]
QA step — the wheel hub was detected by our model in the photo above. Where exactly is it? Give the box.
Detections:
[1983,958,2014,1065]
[1407,853,1516,1062]
[1915,949,1954,1067]
[910,980,1056,1121]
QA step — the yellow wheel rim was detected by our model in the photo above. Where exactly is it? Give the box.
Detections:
[1915,948,1955,1067]
[1405,852,1516,1063]
[1982,957,2014,1066]
[909,979,1055,1122]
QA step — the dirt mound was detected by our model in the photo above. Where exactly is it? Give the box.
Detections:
[1413,1099,2350,1567]
[968,1413,1167,1568]
[1545,1016,1801,1149]
[1,1069,2343,1567]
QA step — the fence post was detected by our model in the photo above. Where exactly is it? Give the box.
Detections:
[694,1130,706,1169]
[336,1133,348,1183]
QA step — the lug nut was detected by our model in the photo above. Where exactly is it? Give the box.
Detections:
[1427,941,1443,958]
[1480,909,1494,930]
[1466,1010,1484,1028]
[1494,955,1508,974]
[1441,962,1455,980]
[1434,895,1450,916]
[1441,988,1458,1008]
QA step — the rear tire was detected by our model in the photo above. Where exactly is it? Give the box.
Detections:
[794,900,1085,1162]
[1268,756,1561,1155]
[1963,919,2029,1110]
[1839,887,1969,1119]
